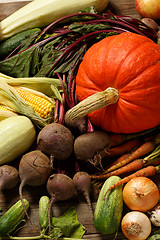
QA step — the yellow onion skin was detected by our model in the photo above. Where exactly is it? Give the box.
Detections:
[123,177,159,212]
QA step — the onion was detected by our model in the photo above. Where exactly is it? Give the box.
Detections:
[148,203,160,226]
[123,177,159,212]
[135,0,160,20]
[141,18,159,31]
[121,211,151,240]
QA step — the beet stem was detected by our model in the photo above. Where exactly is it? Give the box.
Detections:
[48,197,55,234]
[19,180,32,224]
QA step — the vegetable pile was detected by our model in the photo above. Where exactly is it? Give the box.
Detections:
[0,0,160,240]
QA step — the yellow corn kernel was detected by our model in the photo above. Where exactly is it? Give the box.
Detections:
[12,86,54,119]
[0,105,17,120]
[0,105,14,112]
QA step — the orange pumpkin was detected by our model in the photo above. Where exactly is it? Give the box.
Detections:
[67,32,160,133]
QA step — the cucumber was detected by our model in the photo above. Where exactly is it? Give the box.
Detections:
[94,176,123,234]
[0,28,41,59]
[0,199,29,237]
[39,196,50,230]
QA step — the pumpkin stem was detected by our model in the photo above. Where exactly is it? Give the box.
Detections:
[66,87,119,120]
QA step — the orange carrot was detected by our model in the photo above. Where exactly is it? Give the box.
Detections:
[91,159,143,179]
[109,132,129,147]
[107,153,131,169]
[109,127,159,147]
[91,157,160,180]
[103,153,132,174]
[90,153,131,178]
[104,140,156,174]
[104,165,160,197]
[106,139,142,158]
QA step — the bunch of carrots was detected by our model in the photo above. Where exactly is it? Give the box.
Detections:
[91,128,160,192]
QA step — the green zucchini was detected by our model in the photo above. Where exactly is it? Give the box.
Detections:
[0,199,29,237]
[0,28,41,59]
[94,176,123,234]
[39,196,50,230]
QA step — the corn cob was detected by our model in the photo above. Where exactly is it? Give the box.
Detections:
[12,86,54,119]
[0,79,54,127]
[0,105,17,120]
[0,72,63,101]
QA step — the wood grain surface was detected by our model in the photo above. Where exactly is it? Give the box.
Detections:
[0,1,156,240]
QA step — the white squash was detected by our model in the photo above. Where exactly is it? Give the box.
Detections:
[0,115,36,165]
[0,0,109,40]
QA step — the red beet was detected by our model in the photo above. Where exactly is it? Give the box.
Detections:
[37,123,74,163]
[19,150,52,220]
[46,173,77,232]
[73,171,93,218]
[0,165,19,192]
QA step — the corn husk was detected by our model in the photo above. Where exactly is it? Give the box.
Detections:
[0,78,50,127]
[0,106,18,121]
[0,72,63,101]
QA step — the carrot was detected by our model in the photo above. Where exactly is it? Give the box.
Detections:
[91,144,160,179]
[104,165,160,197]
[109,126,160,147]
[91,159,144,179]
[107,153,131,169]
[103,140,156,174]
[91,157,160,180]
[90,153,131,178]
[106,139,142,158]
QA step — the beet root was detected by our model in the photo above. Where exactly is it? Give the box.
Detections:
[0,165,19,192]
[73,171,93,218]
[19,150,52,220]
[46,173,77,232]
[74,131,111,167]
[37,123,74,161]
[65,113,87,134]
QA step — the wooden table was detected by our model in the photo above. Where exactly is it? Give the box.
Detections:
[0,1,156,240]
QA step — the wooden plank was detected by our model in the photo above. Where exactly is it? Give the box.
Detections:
[0,185,125,239]
[0,1,31,21]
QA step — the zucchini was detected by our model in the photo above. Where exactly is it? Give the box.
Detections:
[0,28,41,60]
[39,196,50,230]
[0,115,36,165]
[0,0,109,40]
[94,176,123,234]
[0,199,29,237]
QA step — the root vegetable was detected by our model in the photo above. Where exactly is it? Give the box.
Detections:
[64,114,87,134]
[141,18,159,31]
[148,203,160,226]
[37,123,74,162]
[121,211,151,240]
[123,177,159,212]
[91,145,160,180]
[73,171,93,218]
[106,139,142,158]
[46,173,77,232]
[104,165,160,195]
[19,150,52,220]
[74,131,110,167]
[105,140,156,173]
[0,165,19,192]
